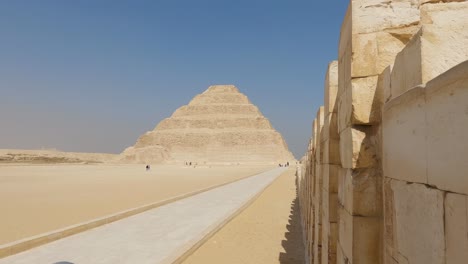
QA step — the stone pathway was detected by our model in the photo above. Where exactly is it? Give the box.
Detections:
[0,167,285,264]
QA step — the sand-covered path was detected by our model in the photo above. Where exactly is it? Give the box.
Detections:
[0,164,270,244]
[0,167,286,264]
[183,168,305,264]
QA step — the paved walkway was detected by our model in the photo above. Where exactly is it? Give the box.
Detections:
[0,167,286,264]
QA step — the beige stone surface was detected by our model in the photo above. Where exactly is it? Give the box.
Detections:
[385,179,445,264]
[383,86,427,184]
[0,164,271,244]
[325,61,339,116]
[323,113,339,143]
[426,61,468,194]
[338,5,352,97]
[183,169,305,264]
[350,30,414,78]
[351,0,420,35]
[339,126,377,169]
[380,65,392,104]
[420,1,468,27]
[338,206,380,264]
[322,138,340,165]
[338,168,382,217]
[339,3,419,79]
[337,76,382,130]
[336,243,348,264]
[321,220,338,264]
[323,164,340,193]
[390,21,468,100]
[445,193,468,264]
[121,85,295,164]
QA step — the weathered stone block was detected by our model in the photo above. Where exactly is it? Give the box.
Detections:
[325,61,339,116]
[338,76,381,129]
[384,179,445,264]
[351,30,415,78]
[336,243,349,264]
[426,61,468,194]
[323,189,339,223]
[339,126,377,169]
[351,0,420,35]
[420,1,468,28]
[445,193,468,264]
[323,164,340,193]
[322,221,338,264]
[383,86,427,184]
[338,206,380,264]
[380,65,392,104]
[338,168,382,217]
[390,22,468,100]
[322,138,340,165]
[322,113,340,143]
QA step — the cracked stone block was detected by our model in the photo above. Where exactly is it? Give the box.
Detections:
[426,61,468,195]
[384,179,445,264]
[383,86,427,184]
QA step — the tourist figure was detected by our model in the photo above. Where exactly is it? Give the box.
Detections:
[146,165,150,171]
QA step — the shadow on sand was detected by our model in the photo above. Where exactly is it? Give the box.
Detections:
[279,195,306,264]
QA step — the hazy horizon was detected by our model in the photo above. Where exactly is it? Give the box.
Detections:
[0,1,348,159]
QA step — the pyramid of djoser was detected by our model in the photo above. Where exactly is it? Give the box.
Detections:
[121,85,295,164]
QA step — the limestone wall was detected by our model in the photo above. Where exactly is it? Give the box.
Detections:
[297,1,468,264]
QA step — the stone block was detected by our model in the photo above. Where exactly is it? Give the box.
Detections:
[383,86,427,184]
[322,138,340,165]
[338,168,382,217]
[325,61,339,116]
[323,164,340,193]
[322,217,330,264]
[339,126,377,169]
[420,1,468,28]
[380,65,392,104]
[338,1,419,96]
[384,179,445,264]
[323,189,339,223]
[351,30,416,78]
[426,61,468,194]
[350,0,420,35]
[390,23,468,100]
[445,193,468,264]
[321,221,337,264]
[338,5,352,98]
[329,222,338,254]
[336,243,349,264]
[316,106,325,141]
[322,113,339,143]
[338,76,381,129]
[338,206,380,264]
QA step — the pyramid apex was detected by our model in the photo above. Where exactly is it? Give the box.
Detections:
[205,85,239,93]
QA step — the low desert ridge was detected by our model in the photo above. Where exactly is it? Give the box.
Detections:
[0,163,272,245]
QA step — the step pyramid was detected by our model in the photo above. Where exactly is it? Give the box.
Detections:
[121,85,295,164]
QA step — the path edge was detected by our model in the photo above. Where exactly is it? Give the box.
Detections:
[0,166,275,259]
[167,167,291,264]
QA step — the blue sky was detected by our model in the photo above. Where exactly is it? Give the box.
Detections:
[0,1,348,158]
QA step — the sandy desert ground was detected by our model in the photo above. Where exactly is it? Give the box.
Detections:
[183,168,305,264]
[0,164,272,244]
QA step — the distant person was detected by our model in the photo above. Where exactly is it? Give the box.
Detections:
[146,165,150,171]
[287,162,289,167]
